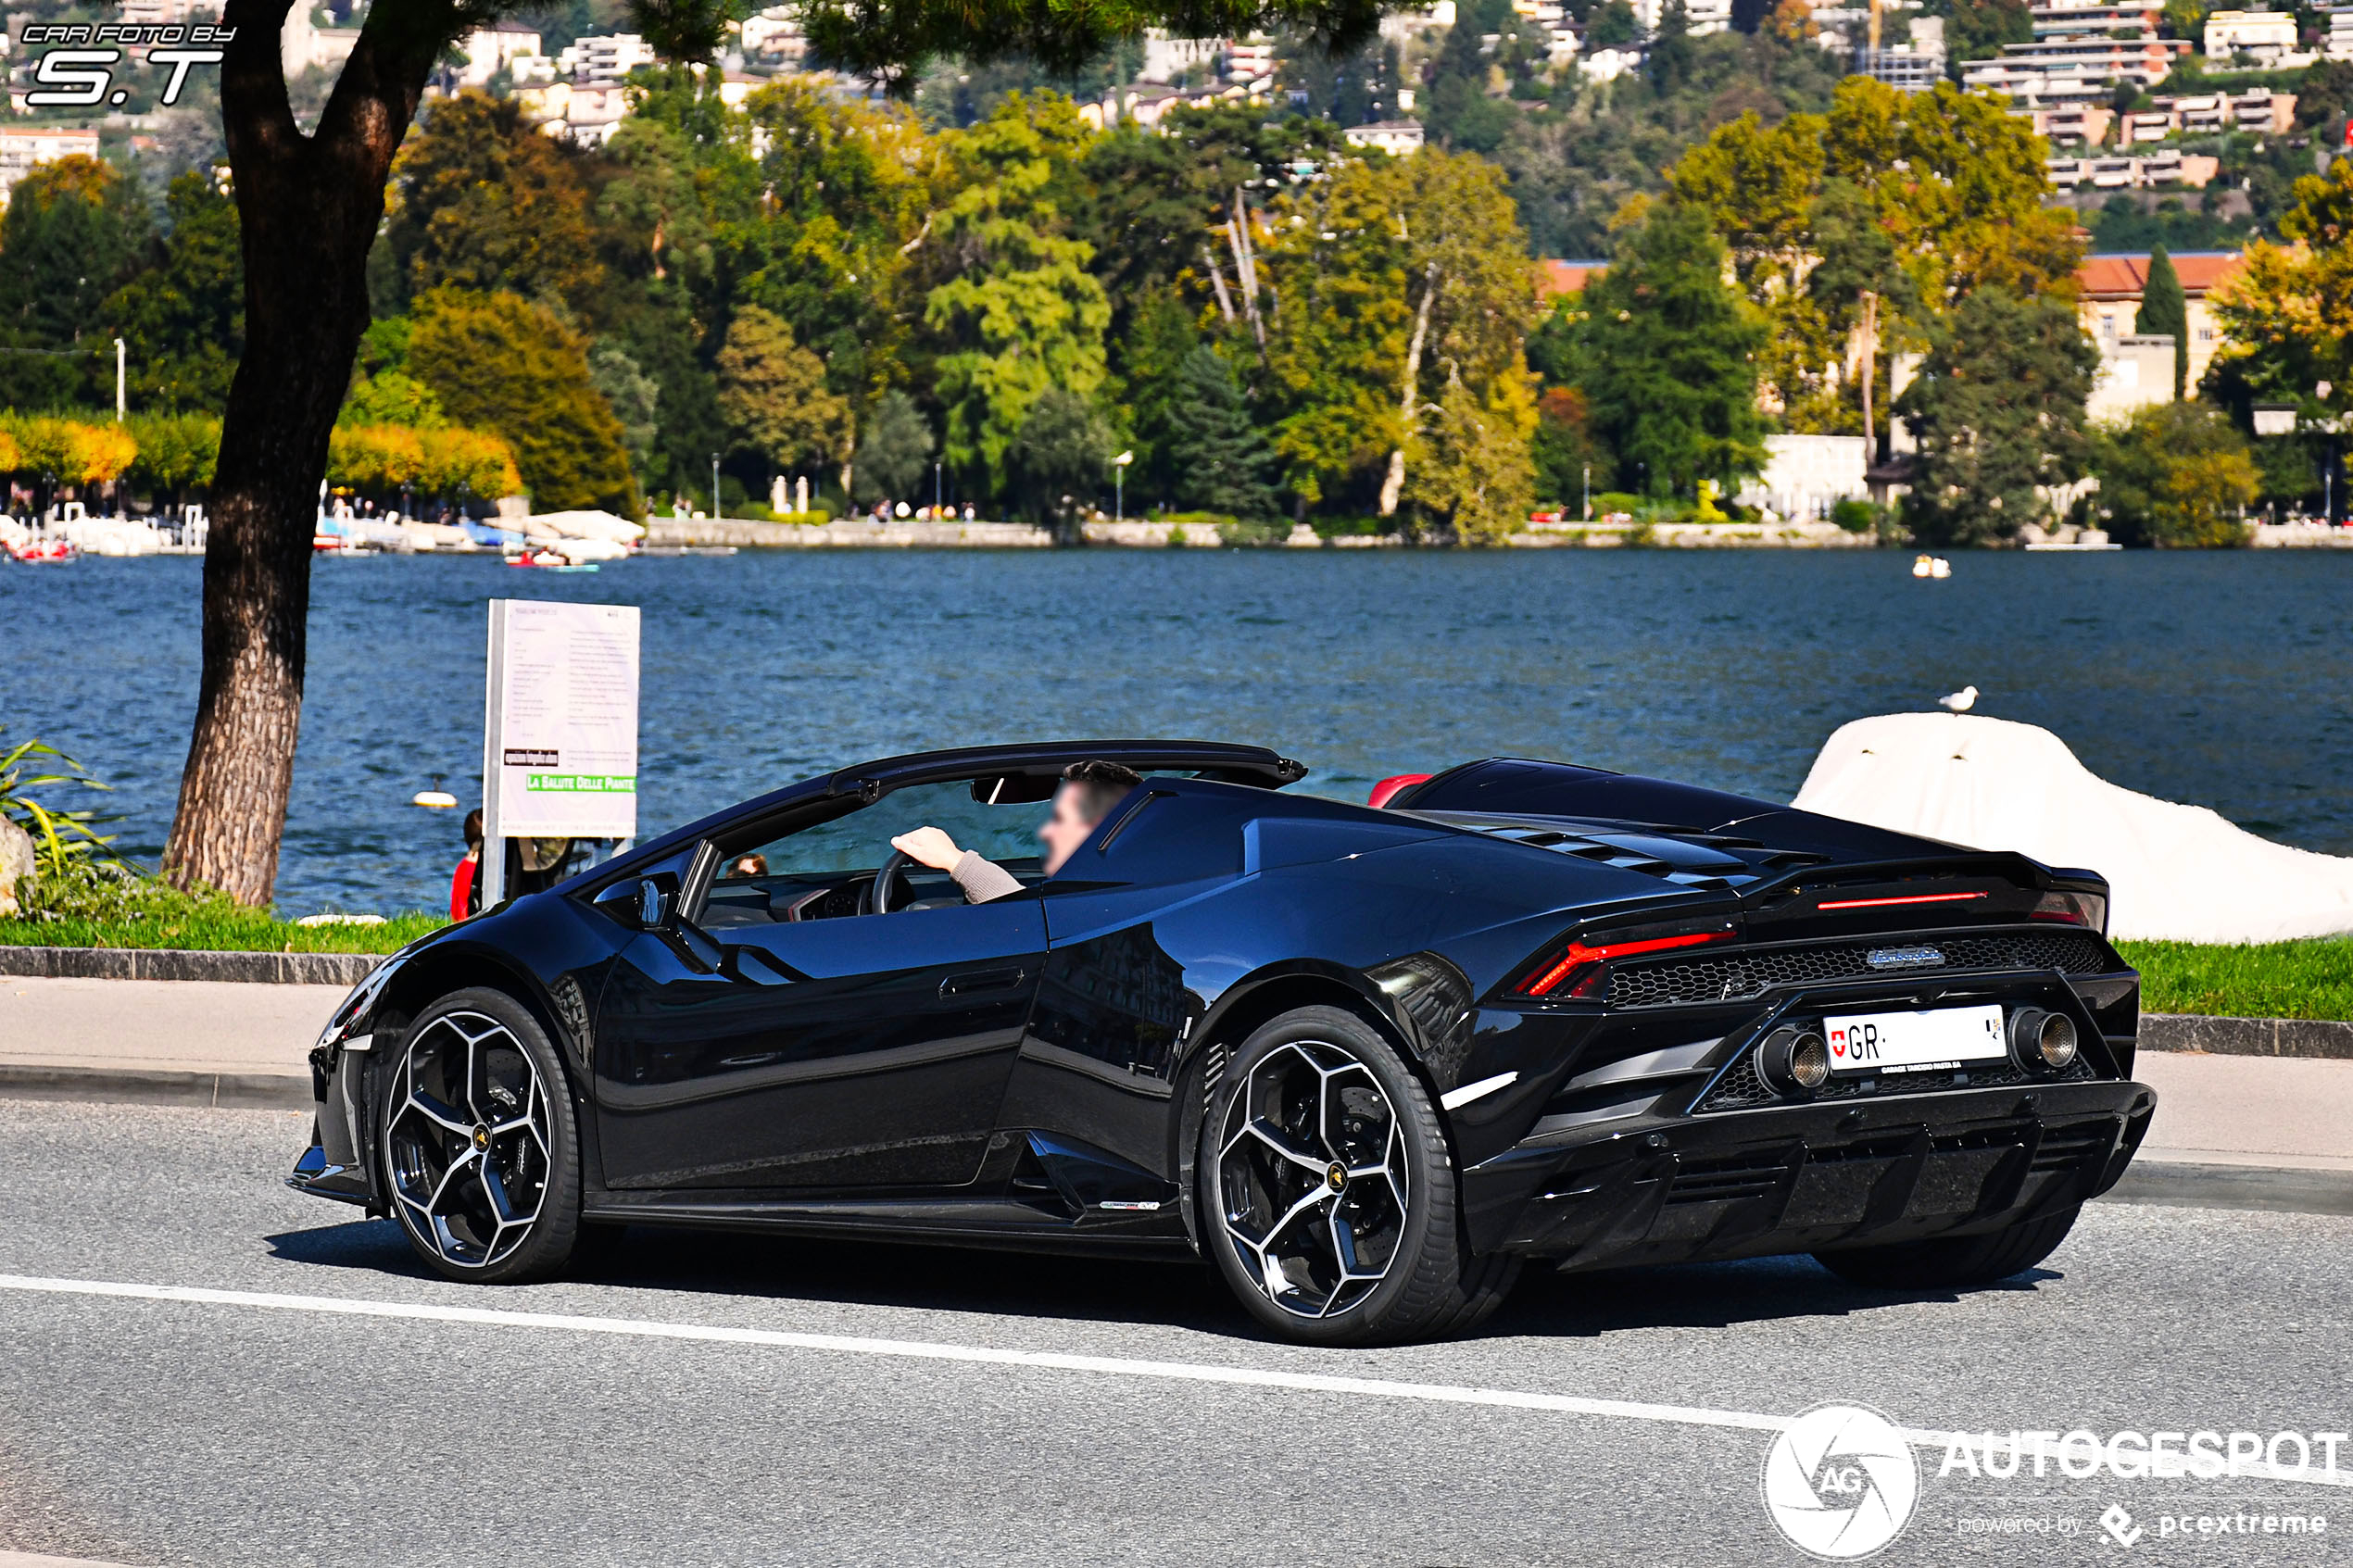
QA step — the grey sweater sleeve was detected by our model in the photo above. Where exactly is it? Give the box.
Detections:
[950,849,1025,904]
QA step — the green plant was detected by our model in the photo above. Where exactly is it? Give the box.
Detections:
[0,730,117,876]
[1,858,444,953]
[1831,497,1878,533]
[1215,517,1288,546]
[2120,937,2353,1022]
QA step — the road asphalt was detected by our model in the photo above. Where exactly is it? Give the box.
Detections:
[0,1097,2347,1568]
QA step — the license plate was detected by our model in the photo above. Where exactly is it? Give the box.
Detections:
[1824,1005,2007,1075]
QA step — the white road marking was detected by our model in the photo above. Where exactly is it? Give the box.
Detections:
[1439,1071,1519,1110]
[2,1272,2346,1489]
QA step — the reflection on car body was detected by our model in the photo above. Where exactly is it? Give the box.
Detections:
[291,740,2155,1345]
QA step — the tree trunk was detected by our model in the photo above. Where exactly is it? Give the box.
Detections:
[162,0,452,903]
[1378,262,1441,519]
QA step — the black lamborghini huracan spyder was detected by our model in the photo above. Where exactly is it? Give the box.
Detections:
[291,740,2154,1344]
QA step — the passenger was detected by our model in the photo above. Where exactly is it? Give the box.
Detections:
[890,759,1142,904]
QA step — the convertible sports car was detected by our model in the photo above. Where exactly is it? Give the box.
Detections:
[291,739,2155,1345]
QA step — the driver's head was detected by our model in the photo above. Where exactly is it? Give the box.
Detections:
[1039,759,1144,875]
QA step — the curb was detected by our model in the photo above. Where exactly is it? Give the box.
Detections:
[0,1064,312,1111]
[0,945,383,986]
[2101,1159,2353,1217]
[2138,1013,2353,1060]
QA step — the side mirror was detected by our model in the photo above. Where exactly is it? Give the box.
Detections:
[593,876,670,932]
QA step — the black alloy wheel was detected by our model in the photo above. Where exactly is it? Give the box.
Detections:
[1201,1005,1519,1345]
[381,987,585,1284]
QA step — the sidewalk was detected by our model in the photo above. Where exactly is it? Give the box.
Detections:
[3,974,2349,1211]
[0,975,342,1109]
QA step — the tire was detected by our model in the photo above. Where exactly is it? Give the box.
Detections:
[1811,1203,2082,1291]
[378,987,585,1285]
[1199,1005,1518,1345]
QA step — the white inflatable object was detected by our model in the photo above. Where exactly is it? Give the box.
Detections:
[1793,712,2353,945]
[525,508,645,544]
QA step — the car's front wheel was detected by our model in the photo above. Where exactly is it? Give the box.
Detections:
[379,987,584,1284]
[1811,1203,2082,1291]
[1200,1005,1519,1345]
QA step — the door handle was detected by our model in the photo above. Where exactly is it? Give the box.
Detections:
[940,966,1026,997]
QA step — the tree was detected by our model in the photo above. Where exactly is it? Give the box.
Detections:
[106,171,245,413]
[127,414,223,508]
[1806,177,1919,457]
[1259,147,1538,520]
[1648,0,1697,93]
[344,357,448,426]
[853,390,936,505]
[2135,245,2189,400]
[1073,104,1344,363]
[1894,286,2099,546]
[1424,0,1521,154]
[587,343,661,475]
[714,306,852,480]
[407,288,636,511]
[728,82,936,405]
[1567,203,1768,499]
[1587,2,1638,45]
[2091,402,2258,547]
[1406,371,1539,543]
[1663,79,2080,440]
[1531,385,1612,510]
[1165,347,1279,521]
[383,92,605,313]
[1110,287,1202,508]
[2203,159,2353,430]
[1007,388,1112,526]
[1945,0,2032,61]
[1822,81,2081,306]
[0,157,151,408]
[164,0,1390,902]
[924,94,1110,502]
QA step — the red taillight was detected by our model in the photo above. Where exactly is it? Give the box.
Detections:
[1815,890,1988,911]
[2030,890,2108,931]
[1519,927,1732,997]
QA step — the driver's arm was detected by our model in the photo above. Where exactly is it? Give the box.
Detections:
[889,827,1023,904]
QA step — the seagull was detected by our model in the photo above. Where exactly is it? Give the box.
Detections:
[1939,685,1979,714]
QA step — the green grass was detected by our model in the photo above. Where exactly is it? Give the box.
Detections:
[1,859,444,953]
[0,909,443,954]
[2118,938,2353,1022]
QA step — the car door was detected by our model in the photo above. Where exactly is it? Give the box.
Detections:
[591,785,1051,1193]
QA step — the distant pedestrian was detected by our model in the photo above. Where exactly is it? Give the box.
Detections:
[451,808,484,921]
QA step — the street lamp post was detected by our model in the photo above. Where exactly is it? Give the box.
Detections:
[934,459,942,514]
[1113,449,1133,521]
[710,453,722,520]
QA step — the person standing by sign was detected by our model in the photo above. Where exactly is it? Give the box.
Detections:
[451,809,484,921]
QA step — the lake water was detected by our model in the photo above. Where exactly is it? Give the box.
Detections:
[6,548,2351,914]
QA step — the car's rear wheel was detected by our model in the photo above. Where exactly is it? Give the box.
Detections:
[1200,1005,1519,1345]
[1811,1203,2082,1291]
[380,987,583,1284]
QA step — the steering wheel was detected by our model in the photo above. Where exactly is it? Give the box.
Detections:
[863,848,917,915]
